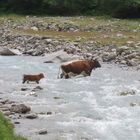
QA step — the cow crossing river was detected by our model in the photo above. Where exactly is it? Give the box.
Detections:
[0,56,140,140]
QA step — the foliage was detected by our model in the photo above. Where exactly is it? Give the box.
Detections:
[0,112,26,140]
[0,0,140,18]
[98,0,140,18]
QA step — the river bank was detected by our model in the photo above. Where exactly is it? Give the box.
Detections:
[0,111,26,140]
[0,16,140,67]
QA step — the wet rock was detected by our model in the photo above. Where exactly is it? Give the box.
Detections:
[28,92,38,97]
[21,88,30,91]
[32,86,43,92]
[54,97,61,99]
[44,60,54,63]
[38,129,48,135]
[130,103,137,107]
[14,121,20,124]
[47,112,52,115]
[119,90,136,96]
[81,137,90,140]
[25,113,38,119]
[1,99,11,104]
[3,111,12,116]
[10,104,31,114]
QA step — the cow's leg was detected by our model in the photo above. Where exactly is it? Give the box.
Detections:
[60,73,64,78]
[84,69,92,76]
[65,74,69,79]
[22,79,26,84]
[81,71,88,77]
[59,69,66,79]
[81,71,91,77]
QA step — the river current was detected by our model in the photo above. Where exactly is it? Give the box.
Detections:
[0,56,140,140]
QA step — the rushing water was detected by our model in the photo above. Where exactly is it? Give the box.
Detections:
[0,56,140,140]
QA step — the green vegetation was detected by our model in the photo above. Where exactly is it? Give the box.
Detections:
[0,0,140,18]
[9,16,140,47]
[0,112,26,140]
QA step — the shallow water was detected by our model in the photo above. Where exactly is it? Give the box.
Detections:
[0,56,140,140]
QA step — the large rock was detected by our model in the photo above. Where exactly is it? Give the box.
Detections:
[10,104,31,114]
[0,48,21,56]
[44,50,82,63]
[25,113,38,119]
[116,46,129,56]
[102,52,116,62]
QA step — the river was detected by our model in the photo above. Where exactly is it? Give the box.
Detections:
[0,56,140,140]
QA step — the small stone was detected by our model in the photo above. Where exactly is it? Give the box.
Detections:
[1,99,10,104]
[25,113,38,119]
[130,103,137,107]
[47,112,52,115]
[21,88,29,91]
[32,86,43,92]
[54,97,61,99]
[31,26,38,31]
[119,90,136,96]
[38,129,48,135]
[14,121,20,124]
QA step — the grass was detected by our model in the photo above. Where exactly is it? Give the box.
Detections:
[13,28,140,47]
[0,112,27,140]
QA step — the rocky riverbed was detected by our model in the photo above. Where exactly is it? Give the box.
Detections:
[0,16,140,67]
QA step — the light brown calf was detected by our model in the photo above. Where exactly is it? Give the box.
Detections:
[22,73,44,84]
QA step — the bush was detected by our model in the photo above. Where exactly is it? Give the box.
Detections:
[0,0,140,18]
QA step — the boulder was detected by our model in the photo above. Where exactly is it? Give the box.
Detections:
[0,48,21,56]
[10,104,31,114]
[102,52,116,62]
[30,26,39,31]
[44,50,82,63]
[38,129,48,135]
[116,46,129,56]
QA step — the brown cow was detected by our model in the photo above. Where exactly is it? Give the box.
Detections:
[58,59,101,79]
[22,73,44,84]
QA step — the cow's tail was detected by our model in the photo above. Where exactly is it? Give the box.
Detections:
[57,66,61,79]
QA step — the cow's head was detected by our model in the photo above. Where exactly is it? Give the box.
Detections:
[39,73,45,78]
[92,59,101,68]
